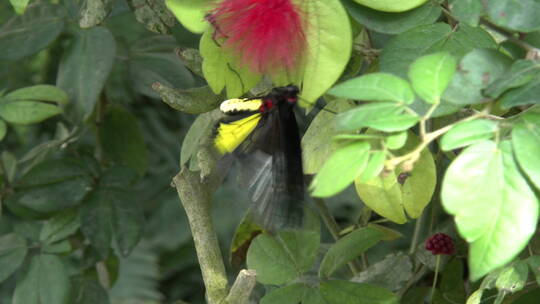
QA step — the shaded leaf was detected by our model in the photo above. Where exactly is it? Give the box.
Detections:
[352,253,412,291]
[100,105,148,176]
[5,85,69,104]
[320,280,398,304]
[153,84,221,114]
[344,0,441,34]
[500,79,540,108]
[0,3,65,61]
[319,227,382,277]
[450,0,482,26]
[486,0,540,32]
[0,119,6,141]
[0,100,62,125]
[57,26,116,120]
[441,140,539,281]
[261,283,309,304]
[0,233,27,283]
[484,60,540,98]
[128,0,176,34]
[71,277,111,304]
[39,209,80,244]
[12,254,70,304]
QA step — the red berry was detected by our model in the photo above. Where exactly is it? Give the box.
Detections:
[425,233,454,255]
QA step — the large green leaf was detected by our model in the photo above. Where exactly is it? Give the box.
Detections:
[302,99,357,174]
[380,23,496,78]
[12,254,71,304]
[408,52,457,104]
[57,26,116,120]
[440,119,499,151]
[352,253,413,291]
[484,60,540,98]
[0,100,62,125]
[441,140,539,281]
[329,73,414,104]
[512,113,540,190]
[71,277,111,304]
[443,49,512,105]
[319,227,382,277]
[343,0,441,34]
[0,3,65,61]
[246,230,319,285]
[99,105,148,176]
[356,132,436,223]
[0,119,6,141]
[199,30,261,98]
[298,0,352,103]
[39,209,80,245]
[166,0,210,33]
[320,280,398,304]
[500,79,540,109]
[0,233,27,283]
[450,0,482,26]
[81,187,144,258]
[5,85,69,104]
[486,0,540,32]
[310,141,370,198]
[260,283,310,304]
[336,102,420,132]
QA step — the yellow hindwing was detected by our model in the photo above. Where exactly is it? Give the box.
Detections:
[214,113,262,154]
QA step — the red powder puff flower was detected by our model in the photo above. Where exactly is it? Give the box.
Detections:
[208,0,307,75]
[425,233,455,255]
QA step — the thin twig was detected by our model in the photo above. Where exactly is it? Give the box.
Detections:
[409,210,425,256]
[224,269,257,304]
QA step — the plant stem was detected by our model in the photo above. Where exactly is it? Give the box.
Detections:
[172,168,229,304]
[431,255,441,302]
[313,198,362,275]
[409,210,425,255]
[224,270,257,304]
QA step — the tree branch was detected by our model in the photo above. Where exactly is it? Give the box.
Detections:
[224,269,257,304]
[172,167,229,304]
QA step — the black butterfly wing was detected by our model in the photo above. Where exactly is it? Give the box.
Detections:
[235,104,305,231]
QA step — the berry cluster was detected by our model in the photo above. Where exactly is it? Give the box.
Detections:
[425,233,454,255]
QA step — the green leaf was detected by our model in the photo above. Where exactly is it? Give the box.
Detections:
[320,280,399,304]
[0,100,62,125]
[385,132,408,150]
[8,158,93,213]
[154,85,221,114]
[486,0,540,32]
[247,230,319,285]
[39,209,80,245]
[128,0,177,34]
[357,151,386,182]
[512,113,540,190]
[81,187,144,258]
[319,227,382,277]
[352,0,428,13]
[500,79,540,109]
[408,52,457,104]
[71,277,111,304]
[166,0,210,33]
[440,119,499,151]
[450,0,482,26]
[302,99,357,174]
[443,49,512,105]
[298,0,352,103]
[484,60,540,98]
[352,253,413,291]
[13,254,70,304]
[0,233,27,283]
[329,73,415,104]
[42,239,71,254]
[129,42,195,99]
[180,111,221,168]
[336,102,419,132]
[343,0,441,34]
[5,85,69,105]
[9,0,30,14]
[260,283,309,304]
[246,234,298,285]
[526,255,540,285]
[402,287,430,304]
[310,141,370,198]
[513,289,540,304]
[79,0,115,28]
[434,259,467,304]
[1,151,16,184]
[0,119,6,141]
[99,105,148,175]
[356,132,436,222]
[441,140,539,281]
[199,30,261,99]
[0,3,65,61]
[56,26,116,120]
[380,23,496,78]
[229,214,263,267]
[495,260,528,293]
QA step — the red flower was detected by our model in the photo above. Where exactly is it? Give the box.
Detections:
[208,0,307,74]
[425,233,454,255]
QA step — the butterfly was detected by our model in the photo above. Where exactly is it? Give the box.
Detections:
[213,85,305,231]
